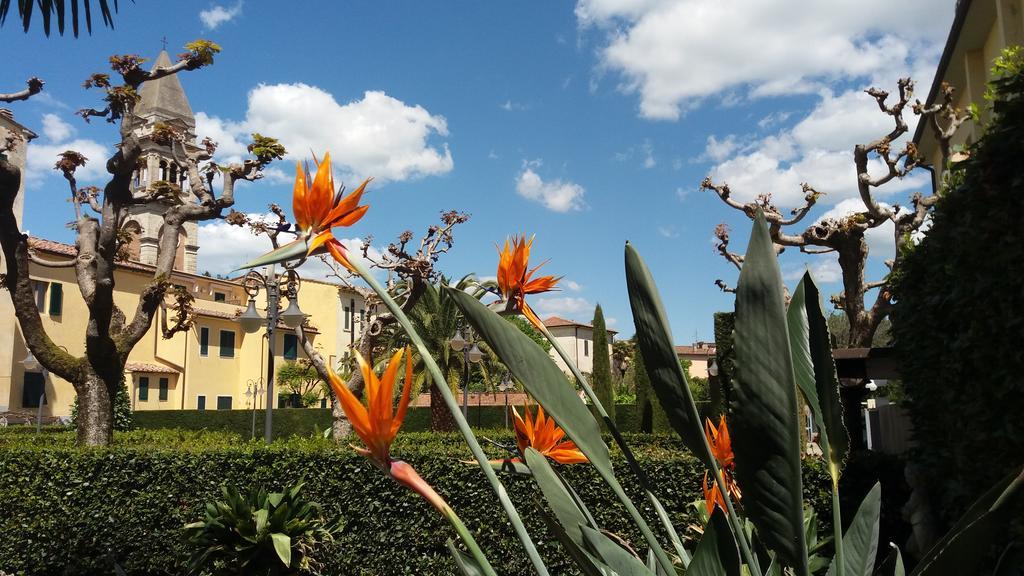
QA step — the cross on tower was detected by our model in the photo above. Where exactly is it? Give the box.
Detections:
[161,36,168,51]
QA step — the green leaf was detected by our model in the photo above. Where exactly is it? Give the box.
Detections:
[448,541,486,576]
[536,509,615,576]
[253,509,269,535]
[994,543,1024,576]
[484,459,534,476]
[912,467,1024,576]
[524,447,595,547]
[877,545,906,576]
[733,210,809,574]
[625,242,713,468]
[787,272,848,473]
[447,288,610,473]
[688,507,741,576]
[270,532,292,567]
[827,483,880,576]
[580,525,655,576]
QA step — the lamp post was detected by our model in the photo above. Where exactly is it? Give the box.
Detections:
[448,322,483,418]
[238,266,306,444]
[21,351,45,433]
[245,378,265,440]
[498,372,515,429]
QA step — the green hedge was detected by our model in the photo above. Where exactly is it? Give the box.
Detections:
[0,429,839,575]
[890,53,1024,532]
[133,404,643,439]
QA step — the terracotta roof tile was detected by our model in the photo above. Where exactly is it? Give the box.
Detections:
[542,316,618,333]
[125,362,179,374]
[675,343,716,356]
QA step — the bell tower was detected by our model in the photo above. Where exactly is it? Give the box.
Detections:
[125,49,201,273]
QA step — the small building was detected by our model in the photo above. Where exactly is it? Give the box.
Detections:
[675,342,717,379]
[542,316,616,375]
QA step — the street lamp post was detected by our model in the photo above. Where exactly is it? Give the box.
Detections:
[448,322,483,419]
[498,372,515,429]
[239,266,306,444]
[245,378,265,441]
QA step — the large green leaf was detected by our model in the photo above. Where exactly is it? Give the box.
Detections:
[733,210,809,574]
[450,288,675,574]
[787,272,849,473]
[581,525,655,576]
[912,467,1024,576]
[877,545,906,576]
[625,242,713,468]
[270,532,291,567]
[689,507,741,576]
[827,483,880,576]
[525,447,595,547]
[537,509,614,576]
[448,289,610,472]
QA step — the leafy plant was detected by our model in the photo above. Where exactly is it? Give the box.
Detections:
[183,482,341,576]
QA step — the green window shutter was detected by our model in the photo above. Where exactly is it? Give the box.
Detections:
[197,395,206,410]
[219,330,235,358]
[138,377,149,401]
[283,334,298,360]
[199,327,209,356]
[22,372,45,408]
[48,283,63,316]
[158,378,169,401]
[216,396,232,410]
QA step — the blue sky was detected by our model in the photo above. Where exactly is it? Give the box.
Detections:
[5,1,956,342]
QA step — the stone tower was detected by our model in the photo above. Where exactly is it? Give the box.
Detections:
[125,50,201,273]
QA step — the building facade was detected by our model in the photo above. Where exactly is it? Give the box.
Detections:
[0,51,368,418]
[675,342,717,380]
[914,0,1024,181]
[542,316,615,375]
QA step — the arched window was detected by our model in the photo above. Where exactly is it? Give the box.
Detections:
[122,220,142,261]
[159,160,168,182]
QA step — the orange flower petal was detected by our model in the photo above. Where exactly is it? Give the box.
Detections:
[292,162,311,231]
[308,152,334,227]
[324,239,357,272]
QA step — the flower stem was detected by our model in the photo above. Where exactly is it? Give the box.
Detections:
[350,259,549,576]
[830,467,845,576]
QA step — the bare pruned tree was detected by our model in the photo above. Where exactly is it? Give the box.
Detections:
[0,42,285,445]
[703,78,971,348]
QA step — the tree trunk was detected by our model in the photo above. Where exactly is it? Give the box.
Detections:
[430,381,455,432]
[77,371,114,446]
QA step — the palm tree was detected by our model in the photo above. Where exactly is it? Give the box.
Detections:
[385,274,499,431]
[2,0,119,37]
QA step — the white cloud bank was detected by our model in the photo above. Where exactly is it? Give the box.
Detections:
[195,84,453,184]
[576,0,953,120]
[26,112,110,184]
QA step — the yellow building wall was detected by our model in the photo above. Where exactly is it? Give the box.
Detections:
[3,252,363,418]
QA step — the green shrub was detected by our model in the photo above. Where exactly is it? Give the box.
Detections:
[0,429,835,575]
[184,482,341,575]
[890,50,1024,532]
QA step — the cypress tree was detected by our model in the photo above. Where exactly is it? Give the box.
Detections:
[591,304,615,425]
[633,347,669,433]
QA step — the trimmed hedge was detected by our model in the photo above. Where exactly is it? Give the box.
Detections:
[0,429,838,575]
[133,404,643,439]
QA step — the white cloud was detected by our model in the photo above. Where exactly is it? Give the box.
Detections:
[195,85,453,184]
[695,134,739,163]
[784,257,843,284]
[642,139,656,168]
[576,0,953,120]
[41,113,75,142]
[515,166,586,212]
[500,100,527,112]
[199,1,243,30]
[657,225,679,238]
[758,111,792,130]
[27,138,110,184]
[564,280,584,292]
[534,296,592,320]
[196,214,381,281]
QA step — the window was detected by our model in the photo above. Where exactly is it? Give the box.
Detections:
[199,327,209,356]
[320,398,328,409]
[344,306,351,329]
[158,378,169,401]
[219,330,235,358]
[22,372,45,408]
[197,395,206,410]
[138,377,149,401]
[213,292,227,302]
[283,334,298,360]
[31,281,47,310]
[48,283,63,316]
[216,396,232,410]
[584,339,589,357]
